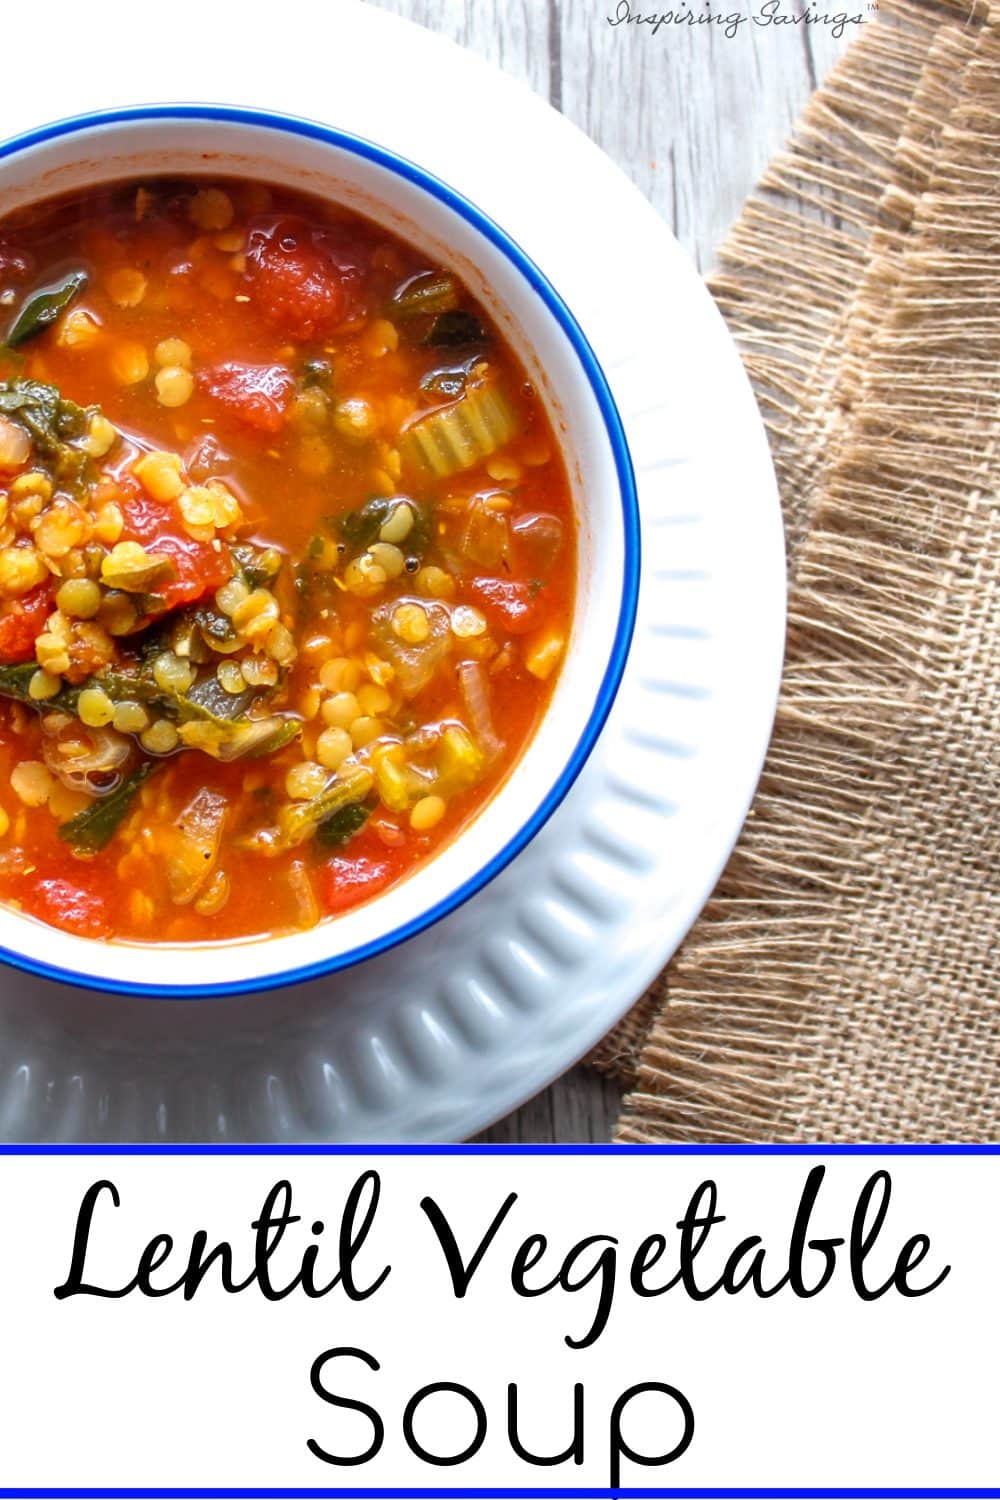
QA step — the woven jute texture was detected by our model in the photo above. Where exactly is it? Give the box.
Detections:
[592,0,1000,1141]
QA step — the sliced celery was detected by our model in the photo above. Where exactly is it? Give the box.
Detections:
[402,381,517,478]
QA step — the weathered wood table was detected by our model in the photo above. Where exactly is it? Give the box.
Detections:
[373,0,849,1141]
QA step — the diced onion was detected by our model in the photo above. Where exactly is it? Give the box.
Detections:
[41,726,131,792]
[457,661,502,761]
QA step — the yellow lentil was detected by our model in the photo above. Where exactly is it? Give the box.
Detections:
[357,683,391,717]
[342,555,387,596]
[9,472,52,501]
[84,415,118,458]
[188,187,234,231]
[178,486,217,531]
[77,687,115,727]
[415,565,456,600]
[241,655,279,688]
[54,576,101,618]
[410,794,446,832]
[264,622,296,665]
[141,719,180,754]
[152,651,195,695]
[134,450,184,501]
[315,726,353,771]
[322,692,360,729]
[367,542,405,579]
[485,456,523,484]
[11,761,54,807]
[154,337,192,369]
[0,546,48,597]
[34,500,91,559]
[319,657,362,693]
[392,602,430,644]
[98,590,138,636]
[376,501,413,545]
[231,588,279,633]
[155,365,195,408]
[299,686,322,721]
[100,540,167,590]
[107,268,148,307]
[112,701,150,734]
[110,341,149,385]
[217,661,246,695]
[333,397,377,443]
[34,634,70,676]
[451,605,487,639]
[361,318,398,357]
[93,502,124,546]
[350,715,383,749]
[28,669,61,700]
[213,227,244,253]
[216,577,250,616]
[286,762,329,801]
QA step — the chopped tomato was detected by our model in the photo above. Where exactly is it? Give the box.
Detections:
[29,877,112,940]
[0,582,54,663]
[318,830,410,916]
[201,361,295,434]
[119,488,232,609]
[465,576,545,635]
[244,216,366,340]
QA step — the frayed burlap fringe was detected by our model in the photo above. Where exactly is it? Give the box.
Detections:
[593,0,1000,1140]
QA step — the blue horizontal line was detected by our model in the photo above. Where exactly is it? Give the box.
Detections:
[0,1489,995,1498]
[0,1144,994,1156]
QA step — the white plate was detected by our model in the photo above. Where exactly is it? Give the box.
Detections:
[0,1,784,1142]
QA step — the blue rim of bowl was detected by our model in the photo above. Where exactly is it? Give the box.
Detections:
[0,103,640,1000]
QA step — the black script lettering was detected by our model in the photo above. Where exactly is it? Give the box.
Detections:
[664,1179,727,1297]
[511,1232,620,1349]
[54,1180,130,1299]
[720,1165,844,1296]
[850,1170,950,1300]
[420,1191,518,1295]
[55,1171,390,1303]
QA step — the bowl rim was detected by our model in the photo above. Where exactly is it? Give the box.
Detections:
[0,102,640,1001]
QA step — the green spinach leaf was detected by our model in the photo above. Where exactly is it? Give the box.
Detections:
[314,799,373,849]
[422,310,488,348]
[5,271,87,349]
[57,761,157,854]
[330,496,433,557]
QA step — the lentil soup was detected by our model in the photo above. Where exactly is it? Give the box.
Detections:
[0,178,575,943]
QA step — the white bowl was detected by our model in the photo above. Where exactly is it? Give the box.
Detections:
[0,106,639,997]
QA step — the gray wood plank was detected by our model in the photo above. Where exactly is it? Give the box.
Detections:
[369,0,849,1141]
[557,0,842,270]
[476,1064,624,1143]
[369,0,552,95]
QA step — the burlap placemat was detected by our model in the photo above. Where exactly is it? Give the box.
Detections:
[591,0,1000,1141]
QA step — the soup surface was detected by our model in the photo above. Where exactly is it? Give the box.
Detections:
[0,178,574,942]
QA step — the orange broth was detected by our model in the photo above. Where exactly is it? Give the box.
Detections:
[0,178,575,943]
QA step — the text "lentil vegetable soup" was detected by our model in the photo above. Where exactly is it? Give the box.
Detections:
[0,179,575,944]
